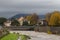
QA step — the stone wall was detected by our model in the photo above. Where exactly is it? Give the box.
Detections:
[34,26,49,32]
[34,26,60,34]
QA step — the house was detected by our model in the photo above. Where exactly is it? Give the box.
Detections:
[17,17,24,26]
[37,19,48,26]
[4,20,11,27]
[17,16,31,26]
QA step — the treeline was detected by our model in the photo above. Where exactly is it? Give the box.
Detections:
[0,13,39,26]
[0,17,7,26]
[25,13,39,25]
[0,11,60,26]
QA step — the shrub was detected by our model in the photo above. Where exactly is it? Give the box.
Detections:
[47,30,52,34]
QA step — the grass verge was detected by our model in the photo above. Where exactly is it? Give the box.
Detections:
[0,33,19,40]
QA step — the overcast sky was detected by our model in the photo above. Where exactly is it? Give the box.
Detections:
[0,0,60,18]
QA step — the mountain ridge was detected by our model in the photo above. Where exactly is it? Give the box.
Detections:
[9,13,45,19]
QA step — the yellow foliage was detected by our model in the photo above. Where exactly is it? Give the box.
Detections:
[49,11,60,26]
[47,30,52,34]
[26,13,39,25]
[26,15,32,21]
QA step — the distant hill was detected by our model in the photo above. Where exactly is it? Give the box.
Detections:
[9,13,30,19]
[9,13,45,20]
[39,15,45,19]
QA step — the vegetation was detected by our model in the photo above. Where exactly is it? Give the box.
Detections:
[46,11,60,26]
[1,33,19,40]
[23,21,28,26]
[20,35,31,40]
[0,13,39,26]
[11,19,20,26]
[45,13,51,24]
[0,27,9,39]
[49,11,60,26]
[0,17,7,26]
[47,30,52,34]
[26,13,39,25]
[0,11,60,26]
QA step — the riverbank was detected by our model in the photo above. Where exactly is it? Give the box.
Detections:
[10,31,60,40]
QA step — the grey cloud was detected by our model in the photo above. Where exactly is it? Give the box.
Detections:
[0,0,60,18]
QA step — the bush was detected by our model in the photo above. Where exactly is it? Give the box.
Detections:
[0,28,9,39]
[47,30,52,34]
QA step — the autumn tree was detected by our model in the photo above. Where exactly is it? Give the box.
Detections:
[30,13,39,25]
[49,11,60,26]
[45,13,51,23]
[26,13,39,25]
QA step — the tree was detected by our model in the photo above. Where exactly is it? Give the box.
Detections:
[46,11,60,26]
[23,21,28,26]
[30,13,39,25]
[26,13,39,25]
[45,13,51,23]
[0,17,7,26]
[49,11,60,26]
[0,30,2,35]
[25,15,32,21]
[11,19,20,26]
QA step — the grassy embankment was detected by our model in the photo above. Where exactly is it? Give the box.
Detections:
[1,33,31,40]
[0,33,19,40]
[20,35,31,40]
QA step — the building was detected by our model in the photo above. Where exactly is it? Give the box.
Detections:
[17,16,31,26]
[37,19,48,26]
[4,20,11,27]
[17,17,24,26]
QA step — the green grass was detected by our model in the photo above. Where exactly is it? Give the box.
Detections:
[1,33,31,40]
[20,35,27,40]
[20,35,31,40]
[1,33,19,40]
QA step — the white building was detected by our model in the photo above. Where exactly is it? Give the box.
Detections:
[18,17,24,26]
[37,19,48,26]
[4,20,11,27]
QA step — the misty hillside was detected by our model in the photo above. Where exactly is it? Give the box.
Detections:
[9,13,45,20]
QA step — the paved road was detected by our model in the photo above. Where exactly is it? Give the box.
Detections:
[10,31,60,40]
